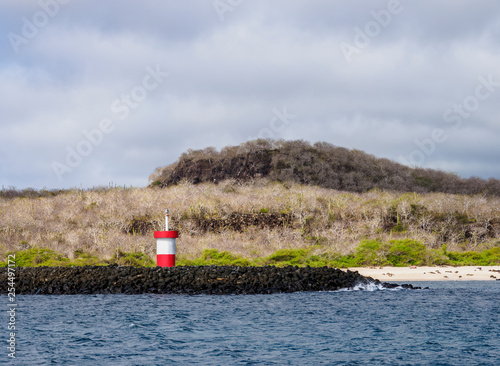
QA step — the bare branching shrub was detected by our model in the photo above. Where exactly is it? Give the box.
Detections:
[1,182,499,263]
[151,139,500,196]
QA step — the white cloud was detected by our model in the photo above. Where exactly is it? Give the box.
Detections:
[1,0,500,188]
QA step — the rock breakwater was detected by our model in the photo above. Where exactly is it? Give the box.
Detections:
[0,265,420,295]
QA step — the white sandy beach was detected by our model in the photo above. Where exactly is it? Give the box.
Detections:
[344,266,500,281]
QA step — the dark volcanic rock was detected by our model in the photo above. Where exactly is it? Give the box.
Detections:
[0,265,421,295]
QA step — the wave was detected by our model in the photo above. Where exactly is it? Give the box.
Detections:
[339,281,404,292]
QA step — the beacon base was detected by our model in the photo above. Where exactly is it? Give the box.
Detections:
[157,254,175,267]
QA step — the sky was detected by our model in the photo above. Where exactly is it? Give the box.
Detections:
[1,0,499,189]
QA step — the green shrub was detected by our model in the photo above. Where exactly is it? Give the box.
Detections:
[265,248,309,266]
[71,250,102,266]
[445,247,500,266]
[480,247,500,264]
[113,251,155,267]
[0,248,70,267]
[3,243,498,269]
[180,249,252,266]
[386,239,428,266]
[0,248,111,267]
[355,240,387,266]
[305,254,328,267]
[326,253,359,268]
[426,249,450,266]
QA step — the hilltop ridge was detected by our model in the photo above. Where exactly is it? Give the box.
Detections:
[150,139,500,196]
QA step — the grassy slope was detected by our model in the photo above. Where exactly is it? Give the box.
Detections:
[1,180,499,267]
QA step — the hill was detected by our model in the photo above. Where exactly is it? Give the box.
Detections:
[149,139,500,196]
[2,139,499,268]
[1,182,499,267]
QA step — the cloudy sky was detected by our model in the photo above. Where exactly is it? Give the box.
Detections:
[1,0,499,189]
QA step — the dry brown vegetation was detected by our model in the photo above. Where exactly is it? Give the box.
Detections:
[1,180,499,263]
[151,139,500,196]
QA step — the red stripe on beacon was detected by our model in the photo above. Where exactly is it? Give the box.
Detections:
[154,209,178,267]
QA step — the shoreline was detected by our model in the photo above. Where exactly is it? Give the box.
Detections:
[0,265,420,295]
[345,265,500,281]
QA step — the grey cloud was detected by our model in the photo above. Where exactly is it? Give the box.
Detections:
[1,0,500,189]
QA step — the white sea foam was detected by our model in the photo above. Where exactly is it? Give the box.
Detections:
[339,282,402,291]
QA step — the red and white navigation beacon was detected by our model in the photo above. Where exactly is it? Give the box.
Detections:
[154,209,178,267]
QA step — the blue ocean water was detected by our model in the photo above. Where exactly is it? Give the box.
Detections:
[2,281,499,365]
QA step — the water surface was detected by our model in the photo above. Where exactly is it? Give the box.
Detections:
[2,281,499,365]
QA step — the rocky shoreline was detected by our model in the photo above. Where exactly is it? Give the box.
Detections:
[0,265,421,295]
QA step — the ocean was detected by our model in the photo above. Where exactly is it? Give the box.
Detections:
[2,281,499,365]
